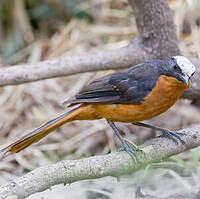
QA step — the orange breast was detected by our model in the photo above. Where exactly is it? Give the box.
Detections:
[92,75,190,122]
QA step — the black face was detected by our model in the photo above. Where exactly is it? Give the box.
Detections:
[160,57,185,83]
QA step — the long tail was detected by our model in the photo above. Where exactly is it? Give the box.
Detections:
[0,106,84,158]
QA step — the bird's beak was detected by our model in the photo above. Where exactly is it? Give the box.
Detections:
[180,74,189,85]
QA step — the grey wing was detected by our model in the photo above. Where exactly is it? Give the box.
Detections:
[64,60,161,106]
[63,74,121,106]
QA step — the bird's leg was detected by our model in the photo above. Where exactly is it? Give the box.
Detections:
[107,120,143,161]
[132,122,185,144]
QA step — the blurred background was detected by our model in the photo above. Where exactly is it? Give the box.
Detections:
[0,0,200,198]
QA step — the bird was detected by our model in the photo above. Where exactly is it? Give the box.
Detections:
[0,56,195,160]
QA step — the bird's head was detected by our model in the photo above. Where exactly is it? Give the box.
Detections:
[162,56,196,86]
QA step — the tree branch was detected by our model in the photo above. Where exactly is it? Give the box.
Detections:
[128,0,179,58]
[0,125,199,198]
[0,39,148,87]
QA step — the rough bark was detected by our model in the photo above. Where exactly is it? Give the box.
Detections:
[128,0,179,59]
[0,125,199,198]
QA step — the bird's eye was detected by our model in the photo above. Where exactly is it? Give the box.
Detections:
[173,65,178,70]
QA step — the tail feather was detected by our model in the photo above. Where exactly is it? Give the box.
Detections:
[0,106,82,158]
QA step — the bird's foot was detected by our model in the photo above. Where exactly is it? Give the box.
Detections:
[158,130,186,144]
[107,121,145,162]
[124,138,145,154]
[118,139,145,162]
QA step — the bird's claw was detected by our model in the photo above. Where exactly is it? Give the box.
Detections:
[158,130,186,144]
[119,143,145,163]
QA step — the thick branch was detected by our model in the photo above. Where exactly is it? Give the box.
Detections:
[0,125,200,198]
[128,0,180,58]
